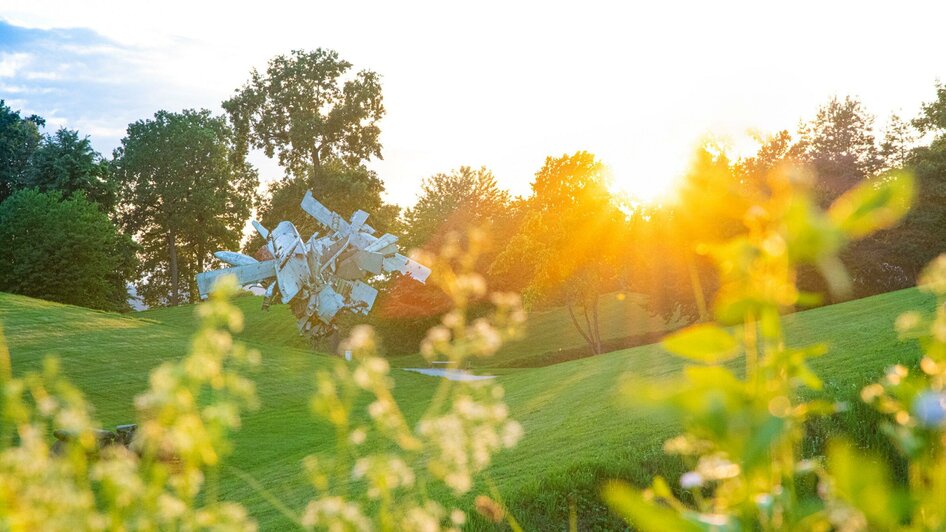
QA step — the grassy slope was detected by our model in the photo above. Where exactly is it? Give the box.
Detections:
[2,287,936,529]
[1,293,440,527]
[140,292,677,369]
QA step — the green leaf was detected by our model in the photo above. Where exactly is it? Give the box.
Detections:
[829,171,914,239]
[827,440,908,528]
[602,481,701,532]
[661,323,739,364]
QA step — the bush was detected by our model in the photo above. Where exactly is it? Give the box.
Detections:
[0,189,137,311]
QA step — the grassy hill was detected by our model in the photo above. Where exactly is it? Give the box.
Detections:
[1,287,936,529]
[139,291,679,369]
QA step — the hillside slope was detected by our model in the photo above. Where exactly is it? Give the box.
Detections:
[140,291,678,368]
[1,287,936,528]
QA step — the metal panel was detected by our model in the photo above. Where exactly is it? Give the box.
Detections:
[315,285,345,322]
[214,251,258,266]
[350,281,378,314]
[301,191,349,233]
[196,260,276,298]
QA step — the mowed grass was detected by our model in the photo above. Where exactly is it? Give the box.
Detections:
[140,291,678,369]
[1,287,936,529]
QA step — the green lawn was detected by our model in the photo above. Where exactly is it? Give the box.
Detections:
[138,291,680,370]
[1,287,935,529]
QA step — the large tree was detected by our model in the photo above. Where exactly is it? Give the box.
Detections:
[879,113,916,172]
[0,189,137,311]
[223,48,385,179]
[225,48,394,254]
[402,166,512,250]
[113,109,258,307]
[0,100,44,202]
[491,152,624,354]
[24,128,115,211]
[878,84,946,282]
[793,96,881,206]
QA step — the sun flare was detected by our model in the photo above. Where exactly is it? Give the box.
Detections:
[609,172,680,204]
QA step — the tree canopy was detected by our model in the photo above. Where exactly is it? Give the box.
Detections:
[113,109,258,307]
[0,189,137,311]
[24,128,115,211]
[793,96,880,206]
[491,151,625,354]
[402,166,511,250]
[224,48,385,179]
[0,100,44,203]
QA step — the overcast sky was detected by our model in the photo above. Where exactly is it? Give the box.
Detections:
[1,1,944,205]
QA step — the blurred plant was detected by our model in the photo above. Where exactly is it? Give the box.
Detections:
[844,255,946,529]
[0,233,525,531]
[604,164,914,530]
[298,230,526,530]
[0,276,259,530]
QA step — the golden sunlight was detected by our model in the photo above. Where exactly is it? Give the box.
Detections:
[609,171,681,204]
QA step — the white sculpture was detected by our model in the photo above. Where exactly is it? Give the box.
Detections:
[196,191,431,340]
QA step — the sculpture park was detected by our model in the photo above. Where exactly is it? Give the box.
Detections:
[3,3,946,530]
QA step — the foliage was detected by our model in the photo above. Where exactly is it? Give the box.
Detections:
[402,166,512,251]
[0,277,259,529]
[879,113,916,172]
[372,167,516,355]
[491,151,624,354]
[0,189,137,312]
[0,100,44,203]
[853,256,946,529]
[113,109,258,307]
[24,128,115,212]
[224,48,385,179]
[793,95,882,207]
[875,85,946,286]
[605,164,916,530]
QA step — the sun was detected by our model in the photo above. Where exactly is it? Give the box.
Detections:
[608,171,680,205]
[611,177,675,204]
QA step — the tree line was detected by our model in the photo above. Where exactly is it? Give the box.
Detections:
[1,48,945,357]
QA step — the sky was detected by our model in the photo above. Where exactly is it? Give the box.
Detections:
[1,1,944,206]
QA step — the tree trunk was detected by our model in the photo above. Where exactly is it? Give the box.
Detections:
[590,294,602,354]
[581,305,596,354]
[567,303,598,354]
[686,255,709,322]
[168,228,180,306]
[193,241,204,303]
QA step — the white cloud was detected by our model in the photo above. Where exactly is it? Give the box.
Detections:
[23,70,59,80]
[0,52,31,77]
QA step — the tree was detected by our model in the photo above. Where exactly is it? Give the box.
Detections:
[245,159,399,254]
[879,113,916,171]
[0,189,137,311]
[113,109,258,307]
[491,151,624,354]
[734,130,794,183]
[0,100,44,202]
[874,84,946,283]
[402,166,511,250]
[223,48,385,179]
[793,96,880,206]
[24,128,115,211]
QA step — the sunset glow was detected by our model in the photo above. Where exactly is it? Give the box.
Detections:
[609,171,680,204]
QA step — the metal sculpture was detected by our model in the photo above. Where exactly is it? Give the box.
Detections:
[196,191,431,340]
